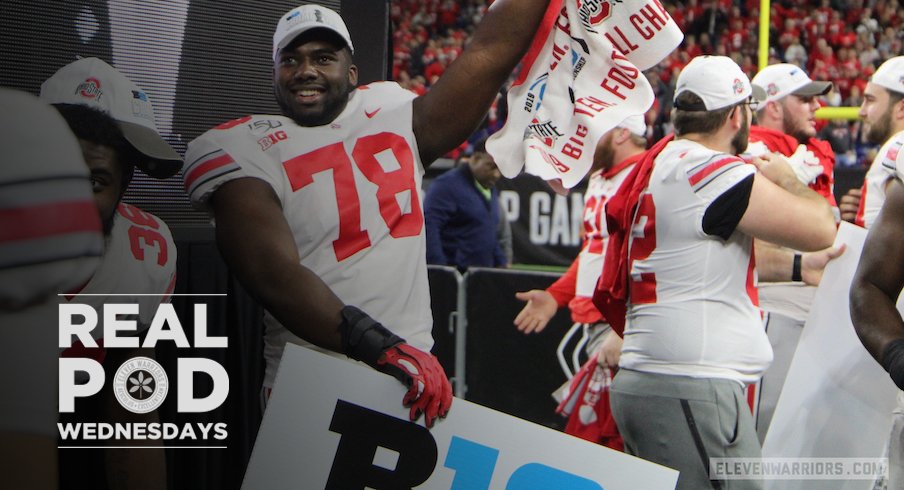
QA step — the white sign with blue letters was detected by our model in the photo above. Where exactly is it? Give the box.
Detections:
[242,344,678,489]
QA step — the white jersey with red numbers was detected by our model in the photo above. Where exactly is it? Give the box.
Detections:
[576,160,637,299]
[61,203,177,358]
[857,130,904,228]
[620,139,772,385]
[184,82,434,388]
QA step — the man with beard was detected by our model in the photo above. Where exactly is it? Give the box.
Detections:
[183,2,551,427]
[425,137,507,270]
[597,56,836,490]
[512,114,647,450]
[744,63,843,442]
[847,55,904,490]
[849,57,904,229]
[40,58,181,490]
[748,64,837,210]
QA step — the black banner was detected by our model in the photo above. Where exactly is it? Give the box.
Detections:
[496,174,588,267]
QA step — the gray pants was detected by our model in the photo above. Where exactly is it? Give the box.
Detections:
[756,311,803,443]
[889,412,904,489]
[610,369,763,490]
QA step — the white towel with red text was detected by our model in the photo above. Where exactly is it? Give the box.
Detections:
[488,0,682,189]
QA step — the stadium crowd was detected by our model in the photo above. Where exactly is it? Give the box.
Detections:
[391,0,904,165]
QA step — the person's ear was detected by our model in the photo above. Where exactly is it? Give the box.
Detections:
[348,64,359,87]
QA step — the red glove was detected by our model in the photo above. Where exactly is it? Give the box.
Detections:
[378,343,453,427]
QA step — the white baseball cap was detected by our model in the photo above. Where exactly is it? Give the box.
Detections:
[39,57,182,179]
[871,56,904,95]
[751,63,832,104]
[674,55,766,111]
[618,114,647,137]
[273,4,354,61]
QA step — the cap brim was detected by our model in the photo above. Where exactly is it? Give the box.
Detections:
[119,122,183,179]
[791,80,833,97]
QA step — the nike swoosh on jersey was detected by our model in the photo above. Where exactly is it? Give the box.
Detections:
[365,108,381,118]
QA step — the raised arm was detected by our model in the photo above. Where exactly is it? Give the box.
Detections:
[738,153,836,251]
[412,0,551,165]
[851,178,904,374]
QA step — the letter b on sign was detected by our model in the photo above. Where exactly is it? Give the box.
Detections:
[327,400,437,489]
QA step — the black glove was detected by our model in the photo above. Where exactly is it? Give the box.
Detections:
[881,339,904,391]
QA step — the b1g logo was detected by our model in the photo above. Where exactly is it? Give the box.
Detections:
[59,303,229,442]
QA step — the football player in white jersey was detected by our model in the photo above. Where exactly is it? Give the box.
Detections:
[842,57,904,229]
[603,56,836,490]
[513,114,647,449]
[183,2,550,427]
[851,163,904,489]
[0,89,103,490]
[849,56,904,490]
[40,58,182,490]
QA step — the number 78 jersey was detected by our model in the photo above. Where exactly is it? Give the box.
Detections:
[184,82,434,369]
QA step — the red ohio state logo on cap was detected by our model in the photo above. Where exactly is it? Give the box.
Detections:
[733,78,744,94]
[76,77,103,100]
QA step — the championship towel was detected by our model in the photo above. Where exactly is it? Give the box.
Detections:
[487,0,682,189]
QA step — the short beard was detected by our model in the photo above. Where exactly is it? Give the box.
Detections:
[782,104,812,144]
[592,133,615,172]
[731,106,750,154]
[866,106,894,144]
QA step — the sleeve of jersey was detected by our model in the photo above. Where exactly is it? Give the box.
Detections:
[889,135,904,182]
[184,125,289,212]
[183,130,247,210]
[547,258,579,307]
[685,154,756,236]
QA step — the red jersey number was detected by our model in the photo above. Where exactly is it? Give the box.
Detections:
[283,133,423,261]
[628,193,657,304]
[119,204,168,266]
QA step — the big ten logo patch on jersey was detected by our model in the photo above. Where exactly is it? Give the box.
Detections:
[58,301,230,444]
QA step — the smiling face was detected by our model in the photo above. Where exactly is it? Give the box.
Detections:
[273,30,358,127]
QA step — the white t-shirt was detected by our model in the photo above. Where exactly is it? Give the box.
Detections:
[185,82,434,387]
[620,139,772,384]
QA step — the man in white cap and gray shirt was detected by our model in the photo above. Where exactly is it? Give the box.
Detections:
[183,2,552,430]
[40,57,182,490]
[742,63,845,442]
[600,55,836,490]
